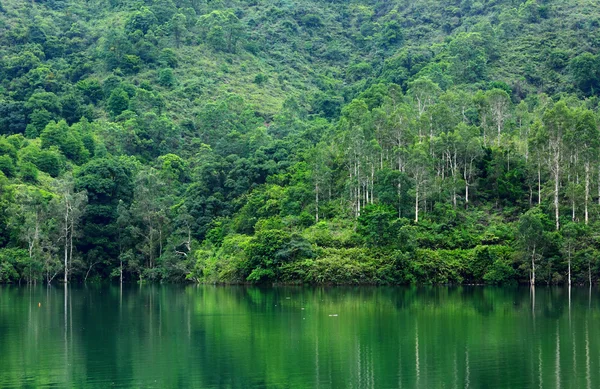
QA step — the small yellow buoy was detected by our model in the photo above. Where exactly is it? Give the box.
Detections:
[38,303,41,307]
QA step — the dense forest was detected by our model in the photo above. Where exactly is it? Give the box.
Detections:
[0,0,599,285]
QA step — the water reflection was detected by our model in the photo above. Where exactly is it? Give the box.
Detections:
[0,286,599,388]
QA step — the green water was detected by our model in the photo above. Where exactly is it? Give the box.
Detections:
[0,286,598,388]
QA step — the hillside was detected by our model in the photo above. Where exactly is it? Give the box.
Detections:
[1,0,600,284]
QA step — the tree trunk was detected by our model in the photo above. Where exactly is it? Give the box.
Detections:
[568,250,572,286]
[415,182,419,223]
[398,182,402,218]
[554,155,560,230]
[585,162,590,224]
[315,182,319,223]
[64,198,69,284]
[69,216,74,281]
[538,165,541,205]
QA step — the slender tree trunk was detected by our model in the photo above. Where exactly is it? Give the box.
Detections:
[315,182,319,223]
[464,164,469,205]
[357,162,361,217]
[415,181,419,223]
[64,199,69,284]
[159,228,163,258]
[568,249,572,286]
[554,154,560,230]
[598,164,600,205]
[398,181,402,218]
[371,165,375,204]
[69,217,74,281]
[585,162,590,224]
[497,123,501,146]
[538,164,542,205]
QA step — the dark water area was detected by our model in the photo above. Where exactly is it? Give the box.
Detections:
[0,285,599,388]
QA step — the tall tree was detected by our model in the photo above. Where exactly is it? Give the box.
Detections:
[543,102,574,230]
[572,110,598,224]
[518,207,548,286]
[52,173,87,283]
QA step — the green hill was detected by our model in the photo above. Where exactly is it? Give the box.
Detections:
[1,0,600,285]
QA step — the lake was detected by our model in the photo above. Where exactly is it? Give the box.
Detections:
[0,285,598,388]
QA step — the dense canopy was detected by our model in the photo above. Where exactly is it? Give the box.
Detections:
[1,0,600,285]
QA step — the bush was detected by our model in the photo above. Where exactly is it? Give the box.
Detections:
[19,162,38,183]
[0,155,15,177]
[0,249,28,282]
[356,204,398,247]
[280,247,409,285]
[158,68,175,87]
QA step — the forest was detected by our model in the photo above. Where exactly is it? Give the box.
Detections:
[0,0,600,285]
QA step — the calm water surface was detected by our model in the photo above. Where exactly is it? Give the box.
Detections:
[0,285,598,388]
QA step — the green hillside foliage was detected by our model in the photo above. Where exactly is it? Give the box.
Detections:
[1,0,600,284]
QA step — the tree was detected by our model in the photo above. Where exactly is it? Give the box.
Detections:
[448,32,488,83]
[51,174,87,283]
[308,143,332,223]
[197,10,243,53]
[170,13,187,47]
[40,120,89,164]
[107,89,130,117]
[561,222,586,286]
[125,7,157,34]
[485,89,511,146]
[76,157,135,277]
[456,123,482,205]
[408,145,430,223]
[569,53,599,95]
[407,78,440,141]
[572,110,598,224]
[128,168,171,275]
[518,207,548,285]
[543,102,574,230]
[357,204,398,247]
[9,185,54,283]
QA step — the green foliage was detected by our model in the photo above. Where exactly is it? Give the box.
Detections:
[0,0,599,285]
[19,162,39,183]
[158,68,175,87]
[198,10,243,53]
[356,204,398,247]
[107,89,130,116]
[126,7,158,34]
[570,52,599,95]
[0,155,15,177]
[40,120,89,164]
[448,32,488,83]
[0,249,28,283]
